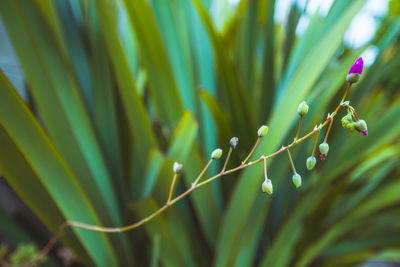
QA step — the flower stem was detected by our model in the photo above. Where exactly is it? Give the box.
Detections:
[287,148,296,174]
[263,157,268,179]
[76,120,327,233]
[341,83,352,104]
[312,129,320,156]
[193,159,213,186]
[242,137,260,165]
[324,118,334,142]
[294,116,303,141]
[167,173,178,203]
[348,106,360,121]
[32,83,353,265]
[222,147,232,172]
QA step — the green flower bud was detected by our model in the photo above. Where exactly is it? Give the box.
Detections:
[173,162,183,174]
[306,156,316,170]
[319,142,329,155]
[341,117,349,128]
[346,122,356,132]
[211,148,223,160]
[292,173,302,188]
[257,125,269,137]
[346,73,361,83]
[341,113,353,128]
[261,179,273,195]
[229,137,239,149]
[297,101,309,116]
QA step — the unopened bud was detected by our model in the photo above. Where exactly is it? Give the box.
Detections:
[341,117,349,128]
[355,120,368,136]
[292,173,302,188]
[173,162,183,174]
[306,156,316,170]
[211,148,223,160]
[261,179,273,195]
[319,142,329,155]
[297,101,309,116]
[257,125,269,137]
[346,57,363,83]
[346,73,361,83]
[346,122,356,132]
[341,113,352,128]
[229,137,239,149]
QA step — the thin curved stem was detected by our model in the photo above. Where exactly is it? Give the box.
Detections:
[193,159,213,185]
[348,105,360,121]
[294,116,303,141]
[312,129,320,156]
[167,173,178,203]
[340,83,352,107]
[324,118,334,142]
[242,137,260,165]
[263,157,268,180]
[222,148,232,172]
[31,83,353,266]
[287,148,296,174]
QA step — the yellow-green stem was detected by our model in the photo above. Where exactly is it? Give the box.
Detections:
[222,148,232,172]
[167,173,178,203]
[263,157,268,179]
[324,118,334,142]
[332,83,352,116]
[312,129,320,156]
[287,148,296,174]
[242,137,260,165]
[31,83,354,265]
[348,105,360,121]
[341,83,352,103]
[193,159,213,185]
[294,116,303,141]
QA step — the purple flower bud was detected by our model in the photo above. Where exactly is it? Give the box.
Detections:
[348,57,364,75]
[346,57,364,83]
[355,119,368,136]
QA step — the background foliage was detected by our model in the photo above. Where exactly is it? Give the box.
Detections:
[0,0,399,266]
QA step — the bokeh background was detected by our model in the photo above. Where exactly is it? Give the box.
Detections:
[0,0,399,266]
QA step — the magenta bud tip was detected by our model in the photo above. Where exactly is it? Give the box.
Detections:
[320,154,326,161]
[348,57,364,75]
[362,130,368,136]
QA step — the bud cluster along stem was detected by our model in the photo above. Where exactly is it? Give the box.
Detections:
[30,58,367,266]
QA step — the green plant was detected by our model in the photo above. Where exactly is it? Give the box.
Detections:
[0,0,399,266]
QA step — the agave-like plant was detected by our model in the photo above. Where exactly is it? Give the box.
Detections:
[0,0,399,266]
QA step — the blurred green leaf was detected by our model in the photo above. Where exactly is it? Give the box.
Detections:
[0,72,117,266]
[94,0,158,169]
[0,0,399,266]
[191,0,256,147]
[0,125,91,265]
[199,90,233,145]
[122,0,184,126]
